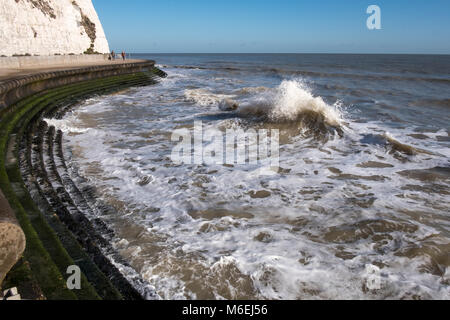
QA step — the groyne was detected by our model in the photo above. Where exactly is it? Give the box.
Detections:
[0,60,166,300]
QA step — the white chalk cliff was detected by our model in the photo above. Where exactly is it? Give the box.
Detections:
[0,0,110,56]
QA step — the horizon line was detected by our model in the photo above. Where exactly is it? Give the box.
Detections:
[125,52,450,56]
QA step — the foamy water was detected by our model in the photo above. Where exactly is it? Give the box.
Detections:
[48,54,450,300]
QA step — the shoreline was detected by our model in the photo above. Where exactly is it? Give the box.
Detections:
[0,59,166,300]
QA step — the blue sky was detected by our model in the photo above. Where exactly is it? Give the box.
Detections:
[92,0,450,54]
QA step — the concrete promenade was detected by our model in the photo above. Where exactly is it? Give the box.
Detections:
[0,54,146,81]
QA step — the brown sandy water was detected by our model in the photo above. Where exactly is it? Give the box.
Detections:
[48,54,449,299]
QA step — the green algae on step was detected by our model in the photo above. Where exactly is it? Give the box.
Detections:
[0,70,162,299]
[16,77,154,299]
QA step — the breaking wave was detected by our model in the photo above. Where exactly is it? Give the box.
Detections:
[59,58,450,300]
[184,88,237,107]
[186,80,345,136]
[236,80,343,126]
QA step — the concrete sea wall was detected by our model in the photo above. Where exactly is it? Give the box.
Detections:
[0,60,157,111]
[0,61,166,300]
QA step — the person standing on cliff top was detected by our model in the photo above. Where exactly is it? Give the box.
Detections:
[111,50,115,60]
[121,51,126,61]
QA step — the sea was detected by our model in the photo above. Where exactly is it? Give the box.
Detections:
[45,54,450,299]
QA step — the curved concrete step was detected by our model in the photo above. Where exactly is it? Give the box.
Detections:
[1,68,165,299]
[18,76,155,299]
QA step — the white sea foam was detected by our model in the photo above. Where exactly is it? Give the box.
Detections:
[43,118,90,134]
[58,68,450,300]
[184,88,237,107]
[238,80,343,126]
